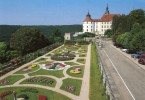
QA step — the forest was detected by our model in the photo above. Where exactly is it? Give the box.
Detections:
[0,25,82,41]
[105,9,145,52]
[0,25,82,63]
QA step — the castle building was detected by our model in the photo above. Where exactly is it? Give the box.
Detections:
[83,5,120,36]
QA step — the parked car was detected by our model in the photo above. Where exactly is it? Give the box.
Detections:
[121,49,128,52]
[126,49,136,54]
[131,51,144,58]
[138,54,145,65]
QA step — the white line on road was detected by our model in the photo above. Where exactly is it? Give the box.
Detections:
[103,50,136,100]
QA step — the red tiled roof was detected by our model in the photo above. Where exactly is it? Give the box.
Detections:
[93,14,120,22]
[83,17,93,22]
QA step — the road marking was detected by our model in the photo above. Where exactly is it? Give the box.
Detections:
[103,50,136,100]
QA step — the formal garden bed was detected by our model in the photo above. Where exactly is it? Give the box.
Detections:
[40,63,68,71]
[51,51,76,61]
[76,59,86,64]
[29,69,64,78]
[15,64,39,74]
[60,78,82,95]
[64,62,79,66]
[67,66,84,78]
[0,75,24,86]
[0,87,71,100]
[21,76,56,87]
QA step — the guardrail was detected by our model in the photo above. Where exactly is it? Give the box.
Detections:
[94,40,115,100]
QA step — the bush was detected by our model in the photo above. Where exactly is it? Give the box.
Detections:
[17,94,29,99]
[51,52,75,61]
[77,40,89,45]
[64,40,76,45]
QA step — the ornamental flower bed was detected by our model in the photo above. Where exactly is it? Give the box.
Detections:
[21,64,37,72]
[38,95,47,100]
[41,63,67,70]
[0,79,9,85]
[51,51,76,61]
[0,91,13,98]
[21,88,39,93]
[25,77,54,84]
[70,67,81,74]
[65,85,76,91]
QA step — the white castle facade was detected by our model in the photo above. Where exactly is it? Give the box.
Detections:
[83,5,120,36]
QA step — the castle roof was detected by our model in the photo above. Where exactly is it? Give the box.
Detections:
[83,17,93,22]
[93,14,120,22]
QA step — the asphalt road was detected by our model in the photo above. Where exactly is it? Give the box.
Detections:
[96,39,145,100]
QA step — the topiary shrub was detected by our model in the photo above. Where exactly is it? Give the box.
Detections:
[17,94,29,99]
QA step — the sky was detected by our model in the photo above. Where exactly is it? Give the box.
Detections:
[0,0,145,25]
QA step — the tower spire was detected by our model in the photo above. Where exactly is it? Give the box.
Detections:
[105,3,110,14]
[86,11,91,18]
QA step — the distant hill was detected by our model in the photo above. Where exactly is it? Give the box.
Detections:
[0,25,82,41]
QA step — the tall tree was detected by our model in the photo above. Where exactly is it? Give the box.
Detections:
[10,28,50,56]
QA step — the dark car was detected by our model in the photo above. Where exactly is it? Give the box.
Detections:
[138,54,145,65]
[131,51,144,58]
[126,49,136,54]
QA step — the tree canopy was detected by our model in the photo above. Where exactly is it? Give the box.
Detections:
[10,28,51,56]
[112,9,145,51]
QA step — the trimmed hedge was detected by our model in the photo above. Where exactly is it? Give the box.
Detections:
[0,43,62,76]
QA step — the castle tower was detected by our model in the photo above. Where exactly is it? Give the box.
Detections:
[83,12,94,33]
[105,4,110,14]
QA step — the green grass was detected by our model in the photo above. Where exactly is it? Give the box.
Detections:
[90,42,106,100]
[38,61,53,64]
[35,58,47,62]
[21,77,56,87]
[46,53,52,57]
[64,62,79,66]
[79,54,86,57]
[76,59,86,64]
[0,75,24,86]
[15,65,40,74]
[29,69,64,78]
[60,78,82,95]
[0,87,71,100]
[66,66,84,78]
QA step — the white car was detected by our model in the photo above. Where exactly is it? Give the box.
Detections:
[121,49,128,52]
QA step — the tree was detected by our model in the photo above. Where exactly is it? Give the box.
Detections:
[129,9,145,25]
[104,29,112,37]
[52,28,64,43]
[130,29,145,51]
[10,28,50,56]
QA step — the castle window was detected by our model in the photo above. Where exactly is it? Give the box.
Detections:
[87,29,88,32]
[102,26,103,28]
[102,29,103,31]
[104,26,106,28]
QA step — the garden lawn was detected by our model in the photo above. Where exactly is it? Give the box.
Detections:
[15,65,40,74]
[60,78,82,95]
[90,42,106,100]
[21,77,56,87]
[0,75,24,86]
[35,58,47,62]
[65,62,79,66]
[29,69,64,78]
[0,87,71,100]
[77,59,86,64]
[66,66,84,78]
[79,54,86,57]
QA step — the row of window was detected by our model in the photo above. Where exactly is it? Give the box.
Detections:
[85,22,112,24]
[84,29,108,32]
[85,25,111,28]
